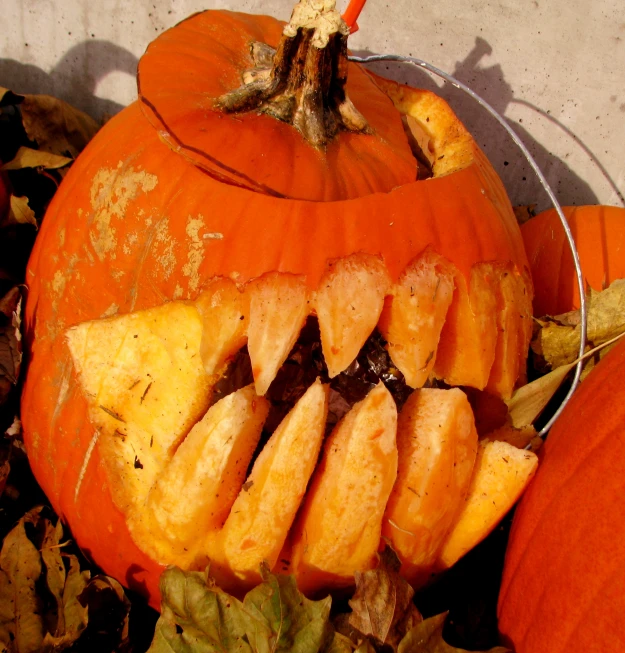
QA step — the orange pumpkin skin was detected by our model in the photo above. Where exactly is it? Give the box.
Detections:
[521,205,625,316]
[498,336,625,653]
[21,10,531,608]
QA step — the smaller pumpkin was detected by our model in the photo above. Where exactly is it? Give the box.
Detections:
[521,205,625,316]
[497,335,625,653]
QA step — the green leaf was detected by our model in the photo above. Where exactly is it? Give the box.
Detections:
[150,567,252,653]
[243,566,332,653]
[397,613,509,653]
[150,566,337,653]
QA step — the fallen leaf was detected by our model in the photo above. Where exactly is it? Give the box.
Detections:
[0,508,47,652]
[2,196,37,229]
[397,612,508,653]
[150,565,338,653]
[531,279,625,371]
[0,87,23,107]
[348,547,422,650]
[76,574,130,651]
[0,288,23,408]
[1,147,72,172]
[507,330,625,428]
[0,507,130,652]
[0,461,9,498]
[19,94,99,159]
[512,205,536,226]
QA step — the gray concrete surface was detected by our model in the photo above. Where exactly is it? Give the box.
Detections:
[2,0,624,210]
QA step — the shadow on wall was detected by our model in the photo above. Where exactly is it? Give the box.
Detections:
[0,40,139,121]
[354,37,624,209]
[2,37,622,209]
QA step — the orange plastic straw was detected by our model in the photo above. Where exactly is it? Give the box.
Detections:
[342,0,367,33]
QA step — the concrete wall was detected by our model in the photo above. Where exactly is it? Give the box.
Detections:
[2,0,624,209]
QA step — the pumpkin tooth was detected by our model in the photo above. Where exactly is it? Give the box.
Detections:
[208,379,329,590]
[485,265,529,398]
[290,382,398,594]
[435,440,538,571]
[65,302,213,511]
[378,249,455,388]
[195,278,249,376]
[433,262,499,390]
[382,388,478,587]
[137,385,269,563]
[246,273,310,396]
[315,254,391,378]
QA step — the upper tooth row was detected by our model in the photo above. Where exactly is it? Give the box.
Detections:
[196,250,531,401]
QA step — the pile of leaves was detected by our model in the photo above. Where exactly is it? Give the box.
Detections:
[149,549,507,653]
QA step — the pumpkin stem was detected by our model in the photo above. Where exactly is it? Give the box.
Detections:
[216,0,371,148]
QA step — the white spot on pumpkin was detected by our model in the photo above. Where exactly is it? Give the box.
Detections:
[182,216,205,294]
[173,284,184,299]
[89,166,158,261]
[101,303,119,317]
[52,269,66,296]
[153,218,177,280]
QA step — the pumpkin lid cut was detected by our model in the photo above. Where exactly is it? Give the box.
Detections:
[137,0,424,201]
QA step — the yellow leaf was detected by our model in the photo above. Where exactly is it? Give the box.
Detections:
[508,330,625,428]
[1,146,72,171]
[532,279,625,370]
[2,195,37,229]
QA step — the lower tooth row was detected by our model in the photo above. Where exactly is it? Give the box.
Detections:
[127,377,535,593]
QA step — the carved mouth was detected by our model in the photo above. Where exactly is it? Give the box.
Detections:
[66,250,534,594]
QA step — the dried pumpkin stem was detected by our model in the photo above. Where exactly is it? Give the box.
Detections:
[216,0,370,148]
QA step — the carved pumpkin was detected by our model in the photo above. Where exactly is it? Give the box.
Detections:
[498,335,625,653]
[521,204,625,316]
[21,1,534,607]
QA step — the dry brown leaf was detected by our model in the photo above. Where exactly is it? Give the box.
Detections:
[512,205,537,226]
[0,288,23,408]
[0,508,47,652]
[531,279,625,371]
[2,195,37,229]
[348,547,422,651]
[0,87,23,107]
[397,612,508,653]
[506,363,575,429]
[19,94,99,159]
[1,147,72,172]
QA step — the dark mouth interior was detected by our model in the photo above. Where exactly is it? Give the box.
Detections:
[211,315,420,438]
